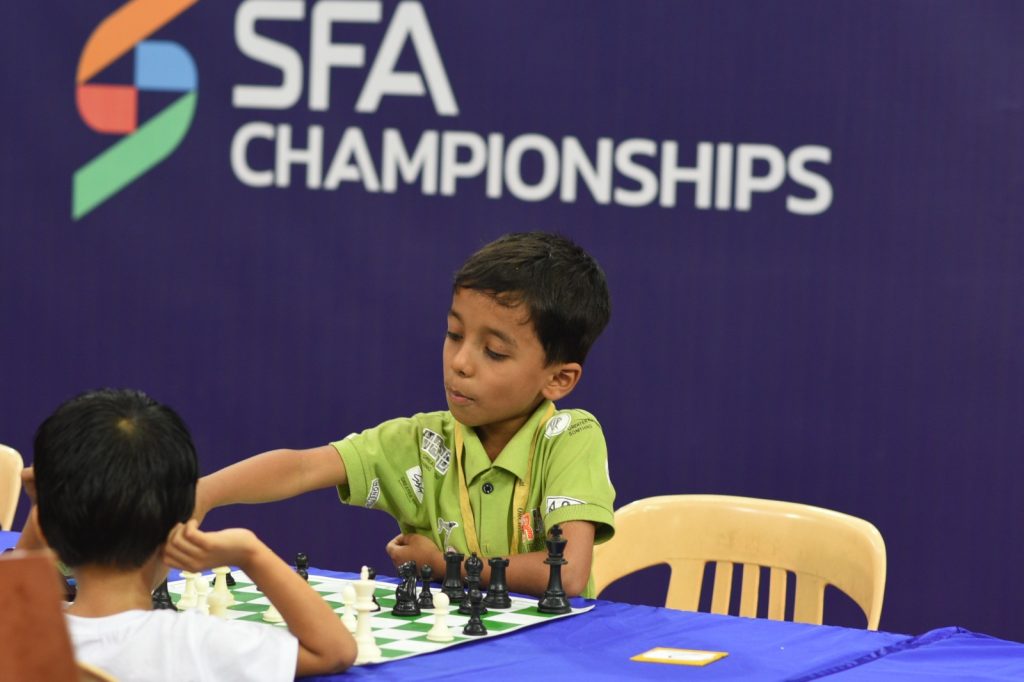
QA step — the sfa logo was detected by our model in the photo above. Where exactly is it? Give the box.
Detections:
[72,0,199,220]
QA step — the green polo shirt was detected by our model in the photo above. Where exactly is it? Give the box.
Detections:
[331,400,615,597]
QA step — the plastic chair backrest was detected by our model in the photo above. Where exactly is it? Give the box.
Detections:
[592,495,886,629]
[0,550,80,680]
[0,444,24,530]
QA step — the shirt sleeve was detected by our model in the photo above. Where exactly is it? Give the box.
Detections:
[538,410,616,544]
[330,417,430,531]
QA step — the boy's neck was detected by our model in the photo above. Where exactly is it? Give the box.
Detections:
[474,399,547,462]
[66,562,159,617]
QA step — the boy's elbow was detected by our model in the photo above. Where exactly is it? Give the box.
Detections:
[328,636,358,673]
[562,568,588,598]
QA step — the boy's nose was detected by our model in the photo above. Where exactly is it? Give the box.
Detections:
[451,347,473,377]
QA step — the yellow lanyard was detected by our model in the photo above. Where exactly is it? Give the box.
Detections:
[454,402,556,558]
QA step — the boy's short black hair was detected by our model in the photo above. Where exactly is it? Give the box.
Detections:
[33,388,198,569]
[454,232,611,365]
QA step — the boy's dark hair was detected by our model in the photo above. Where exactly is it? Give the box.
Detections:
[33,388,198,569]
[454,232,611,365]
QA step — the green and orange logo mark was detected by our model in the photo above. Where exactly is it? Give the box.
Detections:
[73,0,199,220]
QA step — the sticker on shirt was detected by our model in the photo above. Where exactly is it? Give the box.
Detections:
[544,412,572,438]
[437,517,459,552]
[421,428,451,475]
[545,495,586,514]
[404,466,425,504]
[365,478,381,509]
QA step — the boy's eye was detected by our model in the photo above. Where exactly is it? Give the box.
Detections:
[446,331,462,342]
[485,348,508,361]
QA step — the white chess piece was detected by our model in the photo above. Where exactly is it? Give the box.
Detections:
[426,591,454,642]
[211,567,236,606]
[177,572,198,610]
[341,584,357,632]
[195,575,210,615]
[262,602,284,623]
[353,566,382,664]
[207,585,229,619]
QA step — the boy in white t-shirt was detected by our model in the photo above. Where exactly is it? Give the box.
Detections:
[17,388,355,680]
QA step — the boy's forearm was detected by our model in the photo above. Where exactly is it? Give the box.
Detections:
[14,507,47,551]
[241,542,355,674]
[480,521,596,597]
[197,445,347,517]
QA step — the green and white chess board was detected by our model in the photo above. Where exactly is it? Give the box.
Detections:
[167,570,592,664]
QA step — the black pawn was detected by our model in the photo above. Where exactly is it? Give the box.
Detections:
[366,567,382,612]
[152,578,177,611]
[462,588,488,636]
[441,551,465,604]
[459,554,487,616]
[295,552,309,581]
[225,572,237,587]
[417,564,435,610]
[537,525,571,614]
[483,557,511,609]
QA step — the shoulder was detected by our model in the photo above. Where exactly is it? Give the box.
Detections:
[332,410,454,453]
[542,408,604,443]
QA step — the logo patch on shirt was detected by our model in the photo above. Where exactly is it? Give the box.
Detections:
[545,413,572,438]
[366,478,381,508]
[421,428,451,475]
[545,495,586,514]
[437,517,459,551]
[405,466,425,504]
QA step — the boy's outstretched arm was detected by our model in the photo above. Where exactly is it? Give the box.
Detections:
[387,520,596,597]
[195,445,346,521]
[164,520,357,676]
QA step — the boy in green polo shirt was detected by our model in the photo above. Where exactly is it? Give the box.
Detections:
[197,232,614,597]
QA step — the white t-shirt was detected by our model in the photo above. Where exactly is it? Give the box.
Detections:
[66,609,299,682]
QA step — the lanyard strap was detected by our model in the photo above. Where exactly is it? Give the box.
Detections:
[454,402,556,557]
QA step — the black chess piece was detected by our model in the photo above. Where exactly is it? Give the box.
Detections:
[366,567,382,612]
[462,588,488,636]
[459,553,487,616]
[225,572,237,587]
[152,578,177,611]
[441,550,465,604]
[537,524,572,614]
[483,556,511,609]
[391,561,421,617]
[296,552,309,581]
[417,564,435,609]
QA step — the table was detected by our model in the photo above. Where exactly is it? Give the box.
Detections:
[2,531,1021,680]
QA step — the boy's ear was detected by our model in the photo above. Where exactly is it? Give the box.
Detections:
[542,362,583,401]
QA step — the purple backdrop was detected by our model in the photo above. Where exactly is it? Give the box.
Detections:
[2,1,1022,640]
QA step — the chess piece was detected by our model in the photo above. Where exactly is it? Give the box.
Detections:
[177,571,199,610]
[426,591,454,642]
[207,584,230,619]
[483,557,511,609]
[296,552,309,581]
[152,578,177,610]
[441,550,465,604]
[365,567,382,611]
[262,603,284,623]
[459,554,487,616]
[462,588,488,636]
[391,561,421,617]
[417,564,435,610]
[211,566,237,606]
[341,584,357,632]
[353,566,383,664]
[537,525,572,614]
[195,576,210,615]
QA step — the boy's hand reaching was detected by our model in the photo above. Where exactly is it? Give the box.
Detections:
[386,532,441,570]
[163,519,259,572]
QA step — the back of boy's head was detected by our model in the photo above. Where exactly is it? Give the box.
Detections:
[33,388,198,569]
[454,232,611,365]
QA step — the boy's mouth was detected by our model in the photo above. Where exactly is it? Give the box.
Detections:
[446,386,474,405]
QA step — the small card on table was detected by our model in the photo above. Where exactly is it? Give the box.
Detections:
[631,646,728,666]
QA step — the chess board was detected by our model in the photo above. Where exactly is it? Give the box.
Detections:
[167,570,592,664]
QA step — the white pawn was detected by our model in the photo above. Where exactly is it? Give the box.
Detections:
[341,584,357,632]
[207,585,229,619]
[195,575,210,615]
[262,603,284,623]
[426,592,454,642]
[211,567,236,606]
[177,572,199,610]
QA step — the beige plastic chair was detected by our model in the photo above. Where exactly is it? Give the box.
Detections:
[592,495,886,629]
[0,444,24,530]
